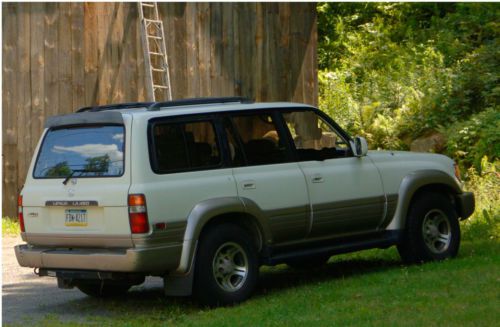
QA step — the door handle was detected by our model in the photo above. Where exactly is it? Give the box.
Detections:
[311,174,324,183]
[241,180,256,190]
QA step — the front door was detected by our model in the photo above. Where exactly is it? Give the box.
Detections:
[281,110,385,239]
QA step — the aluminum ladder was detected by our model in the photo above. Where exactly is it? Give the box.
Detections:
[138,2,173,101]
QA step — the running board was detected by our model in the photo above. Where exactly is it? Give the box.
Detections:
[262,231,401,266]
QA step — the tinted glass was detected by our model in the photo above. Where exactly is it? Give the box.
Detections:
[34,125,125,178]
[230,114,288,165]
[152,120,221,173]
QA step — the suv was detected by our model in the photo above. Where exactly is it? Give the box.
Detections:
[15,97,474,306]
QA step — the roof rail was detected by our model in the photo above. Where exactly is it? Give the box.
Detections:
[147,97,252,111]
[76,102,154,113]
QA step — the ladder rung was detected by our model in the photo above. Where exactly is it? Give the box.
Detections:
[141,3,155,7]
[151,68,166,72]
[147,35,162,40]
[144,19,162,24]
[149,52,164,56]
[154,85,169,89]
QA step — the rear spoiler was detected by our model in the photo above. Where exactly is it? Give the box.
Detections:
[45,111,124,129]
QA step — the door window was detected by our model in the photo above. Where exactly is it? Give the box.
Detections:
[150,120,221,173]
[282,111,351,161]
[229,113,289,166]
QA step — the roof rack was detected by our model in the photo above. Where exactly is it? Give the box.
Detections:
[147,97,252,111]
[76,102,154,113]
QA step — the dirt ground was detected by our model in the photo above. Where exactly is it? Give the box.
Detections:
[2,236,164,325]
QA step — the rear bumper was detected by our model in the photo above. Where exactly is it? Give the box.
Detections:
[14,243,182,273]
[455,192,475,220]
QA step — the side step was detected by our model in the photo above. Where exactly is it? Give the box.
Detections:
[262,231,401,266]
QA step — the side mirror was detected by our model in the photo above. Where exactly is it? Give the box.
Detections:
[353,136,368,157]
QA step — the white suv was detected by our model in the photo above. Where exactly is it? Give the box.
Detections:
[15,97,474,306]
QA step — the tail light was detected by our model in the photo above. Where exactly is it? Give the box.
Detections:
[128,194,149,234]
[18,195,25,232]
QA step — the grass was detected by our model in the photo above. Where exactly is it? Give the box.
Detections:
[8,237,498,327]
[2,216,20,236]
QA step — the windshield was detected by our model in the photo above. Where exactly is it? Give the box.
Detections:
[33,125,125,178]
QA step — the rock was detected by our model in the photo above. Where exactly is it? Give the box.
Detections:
[410,132,446,153]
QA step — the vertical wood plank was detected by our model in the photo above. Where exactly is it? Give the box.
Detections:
[44,2,59,118]
[2,3,19,217]
[17,3,31,195]
[185,4,199,97]
[58,2,73,113]
[71,3,85,110]
[30,3,46,151]
[84,2,98,106]
[221,3,235,96]
[198,3,211,97]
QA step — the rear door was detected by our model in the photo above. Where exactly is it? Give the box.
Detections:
[226,112,310,244]
[21,114,133,248]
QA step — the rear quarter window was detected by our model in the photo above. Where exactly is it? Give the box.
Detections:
[33,125,125,178]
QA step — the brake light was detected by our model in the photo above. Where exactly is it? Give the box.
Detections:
[18,195,25,232]
[128,194,149,234]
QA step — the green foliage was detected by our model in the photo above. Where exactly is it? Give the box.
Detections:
[44,161,71,178]
[3,217,20,236]
[445,109,500,169]
[462,158,500,241]
[84,154,110,175]
[317,2,499,156]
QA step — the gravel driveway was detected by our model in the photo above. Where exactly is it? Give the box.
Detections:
[2,236,164,325]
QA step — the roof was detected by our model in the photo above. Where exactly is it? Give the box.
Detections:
[75,97,316,118]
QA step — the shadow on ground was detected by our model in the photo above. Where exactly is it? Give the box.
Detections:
[3,256,402,325]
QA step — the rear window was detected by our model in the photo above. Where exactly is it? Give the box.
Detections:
[33,125,125,178]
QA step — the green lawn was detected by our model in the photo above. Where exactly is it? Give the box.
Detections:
[2,216,20,236]
[27,238,499,327]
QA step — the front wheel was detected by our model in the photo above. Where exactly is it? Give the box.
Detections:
[193,224,259,307]
[397,192,460,264]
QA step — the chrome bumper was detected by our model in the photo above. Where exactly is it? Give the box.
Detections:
[15,243,182,273]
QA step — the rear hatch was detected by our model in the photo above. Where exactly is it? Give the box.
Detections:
[21,112,133,248]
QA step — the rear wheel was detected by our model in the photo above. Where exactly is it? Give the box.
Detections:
[193,224,259,307]
[397,192,460,264]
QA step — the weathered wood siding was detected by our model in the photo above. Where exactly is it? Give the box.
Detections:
[2,2,317,217]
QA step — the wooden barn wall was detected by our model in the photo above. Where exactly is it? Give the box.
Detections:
[2,2,317,217]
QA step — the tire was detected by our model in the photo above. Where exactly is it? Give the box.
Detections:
[397,192,460,264]
[193,224,259,307]
[286,254,330,269]
[75,280,133,298]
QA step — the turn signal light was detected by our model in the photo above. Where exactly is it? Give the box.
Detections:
[18,195,25,232]
[454,163,462,181]
[128,194,149,234]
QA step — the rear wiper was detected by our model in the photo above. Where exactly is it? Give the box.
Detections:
[62,169,104,185]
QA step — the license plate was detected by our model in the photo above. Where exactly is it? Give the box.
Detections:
[65,209,88,227]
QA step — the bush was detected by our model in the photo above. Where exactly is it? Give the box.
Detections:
[461,157,500,241]
[445,108,500,170]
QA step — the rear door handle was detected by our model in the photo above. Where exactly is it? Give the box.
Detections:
[311,174,324,183]
[241,180,256,190]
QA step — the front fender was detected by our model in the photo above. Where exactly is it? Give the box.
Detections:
[386,170,462,230]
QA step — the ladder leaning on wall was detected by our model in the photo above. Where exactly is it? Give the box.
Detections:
[138,2,173,101]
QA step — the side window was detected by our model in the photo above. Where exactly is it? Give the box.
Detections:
[151,120,221,173]
[230,113,289,166]
[282,111,351,161]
